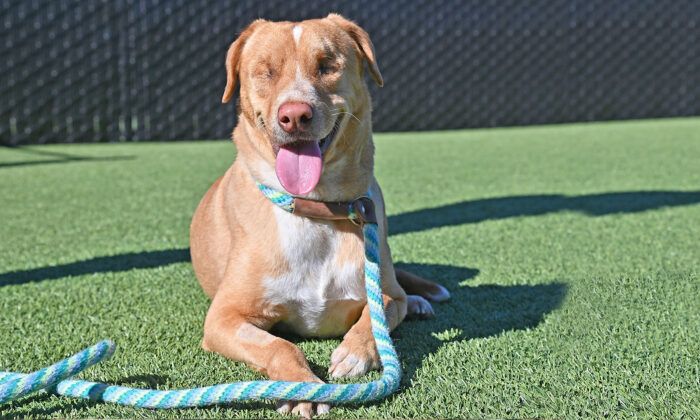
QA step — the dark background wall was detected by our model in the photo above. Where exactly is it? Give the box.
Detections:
[1,0,698,145]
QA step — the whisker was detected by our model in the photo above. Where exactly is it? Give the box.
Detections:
[316,103,362,124]
[331,111,361,123]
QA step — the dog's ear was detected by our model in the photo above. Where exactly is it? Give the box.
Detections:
[327,14,383,87]
[222,19,266,103]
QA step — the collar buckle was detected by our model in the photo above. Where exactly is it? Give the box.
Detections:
[350,196,378,226]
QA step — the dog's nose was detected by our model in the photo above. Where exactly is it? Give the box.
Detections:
[278,102,313,133]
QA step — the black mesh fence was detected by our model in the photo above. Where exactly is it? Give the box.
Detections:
[1,0,698,144]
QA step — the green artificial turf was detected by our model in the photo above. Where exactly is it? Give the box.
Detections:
[1,118,699,418]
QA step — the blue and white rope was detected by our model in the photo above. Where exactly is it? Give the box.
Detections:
[0,184,401,409]
[256,181,295,212]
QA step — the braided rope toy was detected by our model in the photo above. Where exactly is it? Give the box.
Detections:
[0,185,401,409]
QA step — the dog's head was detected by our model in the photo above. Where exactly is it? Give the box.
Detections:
[222,14,382,197]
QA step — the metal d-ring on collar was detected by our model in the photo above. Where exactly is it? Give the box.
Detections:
[349,196,378,226]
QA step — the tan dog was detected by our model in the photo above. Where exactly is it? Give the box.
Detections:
[190,14,449,418]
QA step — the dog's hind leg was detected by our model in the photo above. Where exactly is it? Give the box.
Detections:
[395,268,451,302]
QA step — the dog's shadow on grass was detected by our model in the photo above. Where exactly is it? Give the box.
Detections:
[390,262,566,391]
[0,249,191,287]
[0,145,134,168]
[388,189,700,235]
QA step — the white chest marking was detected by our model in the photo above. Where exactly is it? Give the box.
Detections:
[293,25,302,45]
[263,205,365,337]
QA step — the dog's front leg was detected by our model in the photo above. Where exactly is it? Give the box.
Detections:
[328,294,406,379]
[202,295,330,418]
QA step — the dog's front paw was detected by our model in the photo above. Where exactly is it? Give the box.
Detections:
[328,331,381,379]
[276,400,331,419]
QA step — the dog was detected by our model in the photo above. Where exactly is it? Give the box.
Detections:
[190,14,450,418]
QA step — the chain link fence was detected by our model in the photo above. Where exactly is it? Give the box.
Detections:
[1,0,698,144]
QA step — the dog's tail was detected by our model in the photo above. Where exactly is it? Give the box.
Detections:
[395,269,450,302]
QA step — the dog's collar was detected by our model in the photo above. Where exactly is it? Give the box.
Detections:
[255,181,378,225]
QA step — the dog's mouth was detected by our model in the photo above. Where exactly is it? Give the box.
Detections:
[273,117,342,196]
[271,117,341,156]
[318,117,341,153]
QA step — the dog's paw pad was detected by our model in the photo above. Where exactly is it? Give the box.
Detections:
[407,294,435,318]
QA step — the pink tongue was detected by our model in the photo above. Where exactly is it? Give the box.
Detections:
[275,141,323,195]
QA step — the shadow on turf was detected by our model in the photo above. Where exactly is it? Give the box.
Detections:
[388,189,700,235]
[391,263,567,390]
[115,374,169,387]
[0,249,190,287]
[0,145,134,168]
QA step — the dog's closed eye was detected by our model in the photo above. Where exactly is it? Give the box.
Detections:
[317,54,341,77]
[254,67,275,80]
[318,61,333,75]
